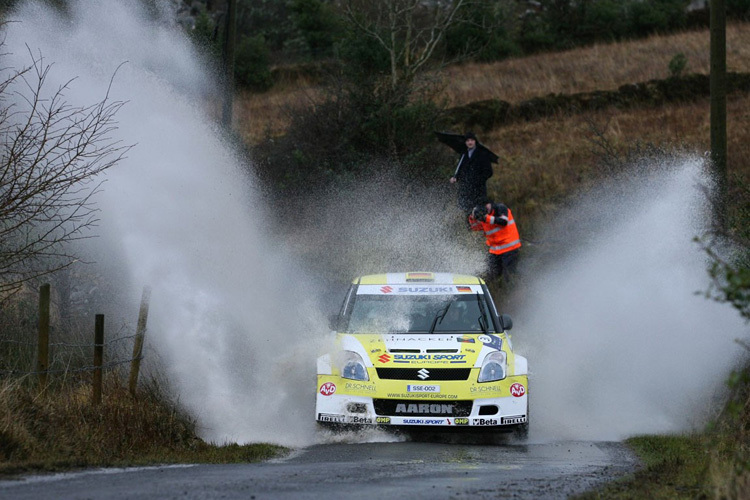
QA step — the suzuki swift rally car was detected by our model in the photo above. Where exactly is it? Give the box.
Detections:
[316,272,528,435]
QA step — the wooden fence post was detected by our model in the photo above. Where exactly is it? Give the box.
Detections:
[37,283,50,391]
[128,286,151,397]
[93,314,104,405]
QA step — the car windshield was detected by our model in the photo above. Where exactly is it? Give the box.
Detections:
[345,294,494,334]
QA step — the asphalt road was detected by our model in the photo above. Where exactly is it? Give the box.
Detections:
[0,438,637,499]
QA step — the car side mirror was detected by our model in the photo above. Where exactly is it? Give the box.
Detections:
[328,313,340,331]
[499,314,513,331]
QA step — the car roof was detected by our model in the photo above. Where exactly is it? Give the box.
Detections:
[354,272,484,286]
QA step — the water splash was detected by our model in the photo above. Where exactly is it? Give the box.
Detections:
[3,0,485,447]
[514,157,747,441]
[4,0,323,446]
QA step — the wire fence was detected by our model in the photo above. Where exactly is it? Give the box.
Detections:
[0,357,139,376]
[0,322,140,373]
[0,283,152,401]
[0,331,140,349]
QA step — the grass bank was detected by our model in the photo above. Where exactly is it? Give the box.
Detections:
[578,432,749,499]
[577,363,750,499]
[0,377,287,477]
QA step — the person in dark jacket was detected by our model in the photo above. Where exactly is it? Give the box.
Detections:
[449,132,493,213]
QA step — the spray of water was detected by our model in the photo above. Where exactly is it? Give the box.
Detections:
[5,1,746,447]
[514,157,748,441]
[4,0,325,446]
[3,0,485,447]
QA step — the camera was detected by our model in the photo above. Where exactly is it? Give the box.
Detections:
[473,206,487,220]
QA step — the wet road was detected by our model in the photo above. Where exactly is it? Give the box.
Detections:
[0,440,637,499]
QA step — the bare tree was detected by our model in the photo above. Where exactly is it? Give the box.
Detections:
[342,0,468,89]
[0,46,130,299]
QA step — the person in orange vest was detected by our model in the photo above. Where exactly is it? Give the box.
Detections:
[468,201,521,281]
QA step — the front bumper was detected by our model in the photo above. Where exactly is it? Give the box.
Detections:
[316,375,528,428]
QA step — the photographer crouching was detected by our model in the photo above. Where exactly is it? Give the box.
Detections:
[468,200,521,282]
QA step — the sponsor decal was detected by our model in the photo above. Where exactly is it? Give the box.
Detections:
[397,286,453,293]
[501,416,527,425]
[403,418,445,425]
[465,348,476,353]
[319,382,336,396]
[395,403,454,415]
[393,354,466,361]
[472,418,499,426]
[345,382,376,392]
[387,335,456,342]
[376,417,391,424]
[396,354,428,361]
[318,413,345,423]
[510,383,526,397]
[407,384,440,393]
[457,337,475,343]
[417,368,430,380]
[378,353,391,363]
[456,286,472,293]
[380,286,393,293]
[453,418,469,425]
[470,385,502,393]
[479,334,503,351]
[371,348,382,353]
[348,416,373,424]
[387,393,458,400]
[407,272,433,280]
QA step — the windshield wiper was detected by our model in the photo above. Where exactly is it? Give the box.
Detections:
[429,302,452,334]
[475,292,489,334]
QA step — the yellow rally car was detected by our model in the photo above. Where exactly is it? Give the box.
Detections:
[316,272,528,436]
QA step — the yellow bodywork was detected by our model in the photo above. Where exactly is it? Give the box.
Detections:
[319,332,526,400]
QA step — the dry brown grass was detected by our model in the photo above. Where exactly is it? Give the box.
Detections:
[0,377,286,474]
[479,93,750,236]
[238,23,750,147]
[437,22,750,106]
[234,86,323,145]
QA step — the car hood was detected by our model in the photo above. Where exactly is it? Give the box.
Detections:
[337,332,506,368]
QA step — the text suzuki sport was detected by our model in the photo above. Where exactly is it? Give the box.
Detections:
[316,272,528,436]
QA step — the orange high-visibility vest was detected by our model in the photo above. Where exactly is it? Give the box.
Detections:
[480,208,521,255]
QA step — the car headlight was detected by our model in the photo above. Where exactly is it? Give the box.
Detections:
[478,350,507,382]
[340,351,369,381]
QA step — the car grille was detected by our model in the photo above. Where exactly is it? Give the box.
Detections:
[375,368,472,381]
[374,399,473,417]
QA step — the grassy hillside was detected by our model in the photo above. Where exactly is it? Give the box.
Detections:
[239,22,750,245]
[236,22,750,147]
[438,22,750,106]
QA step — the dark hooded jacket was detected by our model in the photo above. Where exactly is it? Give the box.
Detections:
[455,147,493,212]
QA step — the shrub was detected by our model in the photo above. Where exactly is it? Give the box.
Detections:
[628,0,689,37]
[517,14,558,54]
[234,34,273,91]
[444,1,520,62]
[668,53,688,78]
[289,0,343,59]
[335,29,390,83]
[728,0,750,20]
[577,0,630,42]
